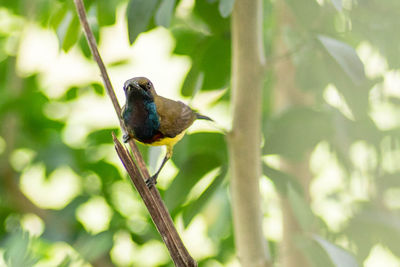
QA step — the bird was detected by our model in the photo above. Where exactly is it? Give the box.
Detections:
[121,77,213,188]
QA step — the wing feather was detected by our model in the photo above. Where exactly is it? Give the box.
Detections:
[154,96,196,138]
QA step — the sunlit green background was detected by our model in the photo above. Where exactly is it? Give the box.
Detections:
[1,0,400,266]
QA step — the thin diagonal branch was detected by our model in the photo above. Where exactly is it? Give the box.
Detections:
[112,133,196,267]
[74,1,197,266]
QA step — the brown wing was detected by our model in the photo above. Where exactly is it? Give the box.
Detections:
[154,95,196,138]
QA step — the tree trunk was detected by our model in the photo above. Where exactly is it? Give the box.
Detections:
[229,0,271,266]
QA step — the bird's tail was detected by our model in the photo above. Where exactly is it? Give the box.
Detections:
[196,113,213,122]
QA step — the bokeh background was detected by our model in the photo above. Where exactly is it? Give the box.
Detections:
[1,0,400,266]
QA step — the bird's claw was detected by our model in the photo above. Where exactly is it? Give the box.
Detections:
[123,134,131,143]
[145,175,157,188]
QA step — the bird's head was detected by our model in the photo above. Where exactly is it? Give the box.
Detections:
[123,77,156,101]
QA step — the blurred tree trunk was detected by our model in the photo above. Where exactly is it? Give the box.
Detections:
[229,0,271,266]
[273,1,314,267]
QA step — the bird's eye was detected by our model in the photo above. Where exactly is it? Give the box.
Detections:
[139,81,151,91]
[138,83,147,91]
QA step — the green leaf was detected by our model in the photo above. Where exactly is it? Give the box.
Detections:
[181,37,231,95]
[74,232,113,262]
[172,132,227,167]
[0,0,21,12]
[312,235,359,267]
[264,107,332,160]
[97,0,117,26]
[207,189,232,241]
[57,12,81,52]
[92,83,105,96]
[295,235,335,267]
[172,26,230,95]
[165,154,222,213]
[86,128,118,146]
[194,0,230,34]
[78,19,99,58]
[287,186,316,232]
[35,133,75,176]
[350,1,400,68]
[330,0,342,11]
[162,133,226,212]
[57,256,72,267]
[3,230,38,267]
[182,166,227,226]
[155,0,175,27]
[88,161,122,183]
[218,0,235,18]
[79,35,92,58]
[318,35,366,85]
[49,2,68,29]
[344,207,400,260]
[181,64,204,97]
[201,38,231,90]
[64,86,79,101]
[107,58,131,67]
[263,163,303,196]
[172,27,207,55]
[126,0,159,44]
[37,0,60,26]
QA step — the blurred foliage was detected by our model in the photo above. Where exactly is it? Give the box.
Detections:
[0,0,400,266]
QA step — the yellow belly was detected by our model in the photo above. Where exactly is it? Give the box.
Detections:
[139,131,186,153]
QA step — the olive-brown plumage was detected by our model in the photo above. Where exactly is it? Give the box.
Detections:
[154,94,197,138]
[121,77,212,187]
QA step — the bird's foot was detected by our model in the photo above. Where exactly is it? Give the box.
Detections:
[123,134,131,143]
[145,175,158,188]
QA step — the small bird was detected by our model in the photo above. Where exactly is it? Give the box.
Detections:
[121,77,212,187]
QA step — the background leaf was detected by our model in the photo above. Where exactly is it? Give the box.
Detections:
[219,0,235,18]
[182,166,227,226]
[97,0,118,26]
[287,186,316,232]
[126,0,159,44]
[60,13,80,52]
[313,234,359,267]
[318,35,366,85]
[264,107,333,160]
[155,0,175,28]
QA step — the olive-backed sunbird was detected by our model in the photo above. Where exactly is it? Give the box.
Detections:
[121,77,212,187]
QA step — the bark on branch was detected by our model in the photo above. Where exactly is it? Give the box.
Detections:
[74,0,197,266]
[229,0,271,266]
